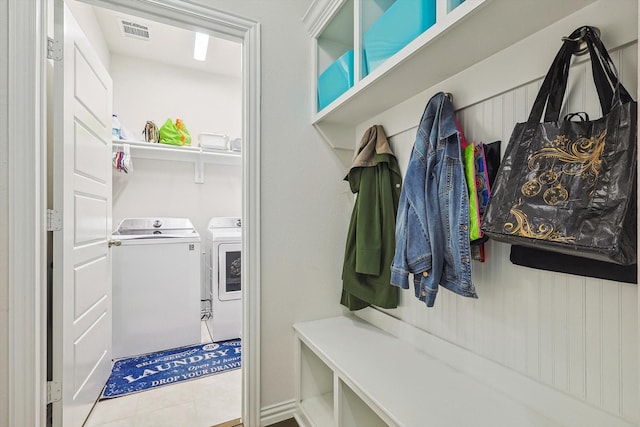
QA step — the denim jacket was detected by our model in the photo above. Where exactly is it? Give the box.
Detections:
[390,92,478,307]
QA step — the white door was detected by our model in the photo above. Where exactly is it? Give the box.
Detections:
[51,2,113,426]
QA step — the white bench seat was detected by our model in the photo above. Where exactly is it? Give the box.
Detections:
[293,314,634,427]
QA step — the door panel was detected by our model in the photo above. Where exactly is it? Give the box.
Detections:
[74,46,109,126]
[52,2,113,426]
[73,255,108,318]
[73,311,109,394]
[74,121,109,182]
[74,194,108,244]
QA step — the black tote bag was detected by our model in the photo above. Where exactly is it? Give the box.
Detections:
[481,26,637,265]
[509,244,636,284]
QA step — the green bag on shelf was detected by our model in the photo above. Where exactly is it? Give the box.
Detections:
[159,118,192,146]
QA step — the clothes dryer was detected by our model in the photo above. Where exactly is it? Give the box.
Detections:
[111,217,201,358]
[206,217,242,342]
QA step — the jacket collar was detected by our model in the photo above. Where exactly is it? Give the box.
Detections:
[436,92,458,140]
[345,125,396,179]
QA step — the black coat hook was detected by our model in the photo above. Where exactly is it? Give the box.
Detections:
[561,26,601,56]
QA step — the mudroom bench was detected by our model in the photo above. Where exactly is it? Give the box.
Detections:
[293,312,634,427]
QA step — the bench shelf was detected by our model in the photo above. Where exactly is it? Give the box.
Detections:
[293,314,635,427]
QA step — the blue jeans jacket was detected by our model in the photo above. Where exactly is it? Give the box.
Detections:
[390,92,478,307]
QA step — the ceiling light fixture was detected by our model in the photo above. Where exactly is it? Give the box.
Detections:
[193,32,209,61]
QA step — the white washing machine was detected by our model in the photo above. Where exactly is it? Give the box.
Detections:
[206,217,242,342]
[111,217,201,359]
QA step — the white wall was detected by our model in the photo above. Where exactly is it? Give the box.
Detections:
[357,1,638,423]
[0,1,348,424]
[109,52,243,237]
[65,0,110,68]
[59,0,349,416]
[191,0,351,409]
[112,160,241,241]
[15,1,638,424]
[55,3,244,246]
[100,0,349,413]
[110,53,242,143]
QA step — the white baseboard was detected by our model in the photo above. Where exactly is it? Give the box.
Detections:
[292,412,309,427]
[260,399,298,427]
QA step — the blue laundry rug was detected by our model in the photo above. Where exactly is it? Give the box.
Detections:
[101,339,241,399]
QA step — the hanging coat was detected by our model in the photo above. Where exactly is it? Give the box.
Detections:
[341,125,402,311]
[390,92,477,307]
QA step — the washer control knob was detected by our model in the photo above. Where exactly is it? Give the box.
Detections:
[153,219,162,228]
[236,219,242,227]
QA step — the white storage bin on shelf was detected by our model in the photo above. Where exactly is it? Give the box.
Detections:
[199,133,229,151]
[112,139,240,184]
[228,137,242,152]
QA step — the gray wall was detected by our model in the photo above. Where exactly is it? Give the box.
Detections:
[0,0,9,425]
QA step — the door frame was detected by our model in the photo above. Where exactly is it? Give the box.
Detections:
[7,1,262,426]
[6,0,48,426]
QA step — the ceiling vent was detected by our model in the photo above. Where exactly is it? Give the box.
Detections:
[120,19,151,41]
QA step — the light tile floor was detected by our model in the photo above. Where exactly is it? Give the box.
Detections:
[83,322,241,427]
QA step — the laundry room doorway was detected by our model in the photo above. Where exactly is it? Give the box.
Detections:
[47,1,261,426]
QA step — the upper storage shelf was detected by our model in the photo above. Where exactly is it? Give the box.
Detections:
[112,139,240,183]
[304,0,598,127]
[113,139,240,166]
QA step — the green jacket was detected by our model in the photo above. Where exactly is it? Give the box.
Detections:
[341,129,402,311]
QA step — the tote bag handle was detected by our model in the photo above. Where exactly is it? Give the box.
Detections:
[548,27,633,118]
[528,26,633,124]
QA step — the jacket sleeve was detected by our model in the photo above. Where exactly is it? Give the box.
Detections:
[390,188,410,289]
[353,166,383,276]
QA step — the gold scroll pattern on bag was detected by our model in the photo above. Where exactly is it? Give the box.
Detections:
[504,198,576,242]
[503,130,606,241]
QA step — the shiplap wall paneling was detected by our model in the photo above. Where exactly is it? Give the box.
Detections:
[383,43,638,423]
[621,281,638,420]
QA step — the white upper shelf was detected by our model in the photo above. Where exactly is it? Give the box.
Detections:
[307,0,598,127]
[113,139,241,166]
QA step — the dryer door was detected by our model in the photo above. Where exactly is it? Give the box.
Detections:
[218,242,242,301]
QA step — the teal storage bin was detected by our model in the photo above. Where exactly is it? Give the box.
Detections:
[317,50,354,111]
[364,0,436,73]
[448,0,465,11]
